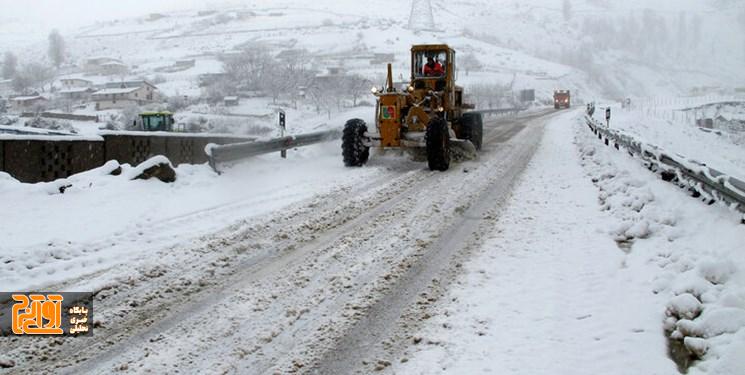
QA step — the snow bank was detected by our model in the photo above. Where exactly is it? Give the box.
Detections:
[576,113,745,374]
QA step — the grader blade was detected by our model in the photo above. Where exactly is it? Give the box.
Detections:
[449,139,478,162]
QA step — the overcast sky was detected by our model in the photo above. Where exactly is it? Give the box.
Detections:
[0,0,223,31]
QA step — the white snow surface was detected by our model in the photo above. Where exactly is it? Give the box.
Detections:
[0,141,380,292]
[395,111,745,374]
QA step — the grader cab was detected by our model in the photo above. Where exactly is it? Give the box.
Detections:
[342,44,482,171]
[140,111,175,132]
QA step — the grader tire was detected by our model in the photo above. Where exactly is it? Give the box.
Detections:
[342,119,370,167]
[460,112,483,151]
[426,117,450,171]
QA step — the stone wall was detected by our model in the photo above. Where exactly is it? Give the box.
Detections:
[0,133,251,183]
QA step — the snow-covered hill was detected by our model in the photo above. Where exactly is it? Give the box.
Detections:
[2,0,743,104]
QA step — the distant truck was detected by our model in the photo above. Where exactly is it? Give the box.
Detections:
[553,90,571,109]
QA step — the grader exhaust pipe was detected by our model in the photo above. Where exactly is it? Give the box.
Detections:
[386,63,394,92]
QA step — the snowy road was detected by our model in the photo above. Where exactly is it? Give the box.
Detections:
[0,110,555,374]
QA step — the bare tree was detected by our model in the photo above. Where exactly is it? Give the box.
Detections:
[11,71,32,93]
[460,53,483,76]
[202,79,236,104]
[342,74,372,107]
[14,63,55,91]
[221,50,274,92]
[275,49,312,107]
[260,63,293,104]
[48,30,65,69]
[2,52,18,79]
[306,77,340,118]
[121,104,142,130]
[51,97,74,113]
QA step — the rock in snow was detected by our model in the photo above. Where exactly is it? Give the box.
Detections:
[130,156,177,183]
[684,336,709,358]
[0,358,15,368]
[667,293,703,320]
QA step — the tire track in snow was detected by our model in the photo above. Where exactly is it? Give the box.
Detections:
[0,111,555,374]
[310,111,557,375]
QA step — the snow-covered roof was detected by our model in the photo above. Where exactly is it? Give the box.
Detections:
[224,96,239,101]
[59,87,93,94]
[10,96,46,102]
[92,87,139,95]
[86,57,121,63]
[104,80,157,89]
[61,78,92,83]
[57,74,108,85]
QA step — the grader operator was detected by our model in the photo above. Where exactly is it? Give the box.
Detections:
[342,44,483,171]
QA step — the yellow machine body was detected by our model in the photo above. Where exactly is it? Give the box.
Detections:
[373,44,473,148]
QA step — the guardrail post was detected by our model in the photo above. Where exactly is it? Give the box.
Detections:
[279,110,287,159]
[605,107,611,127]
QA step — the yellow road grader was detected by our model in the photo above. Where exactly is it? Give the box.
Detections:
[342,44,483,171]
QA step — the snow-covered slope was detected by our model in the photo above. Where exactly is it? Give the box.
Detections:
[3,0,743,104]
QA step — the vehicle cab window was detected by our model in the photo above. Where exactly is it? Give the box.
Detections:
[414,51,447,78]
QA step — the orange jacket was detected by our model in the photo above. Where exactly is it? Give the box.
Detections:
[423,62,444,76]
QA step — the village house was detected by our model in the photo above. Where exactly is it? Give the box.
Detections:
[58,87,95,102]
[224,96,239,106]
[84,57,128,76]
[9,95,47,112]
[91,81,160,110]
[104,80,157,90]
[60,78,93,89]
[100,62,129,76]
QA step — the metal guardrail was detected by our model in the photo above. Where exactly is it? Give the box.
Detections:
[584,115,745,218]
[473,108,521,116]
[20,112,100,122]
[207,129,342,172]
